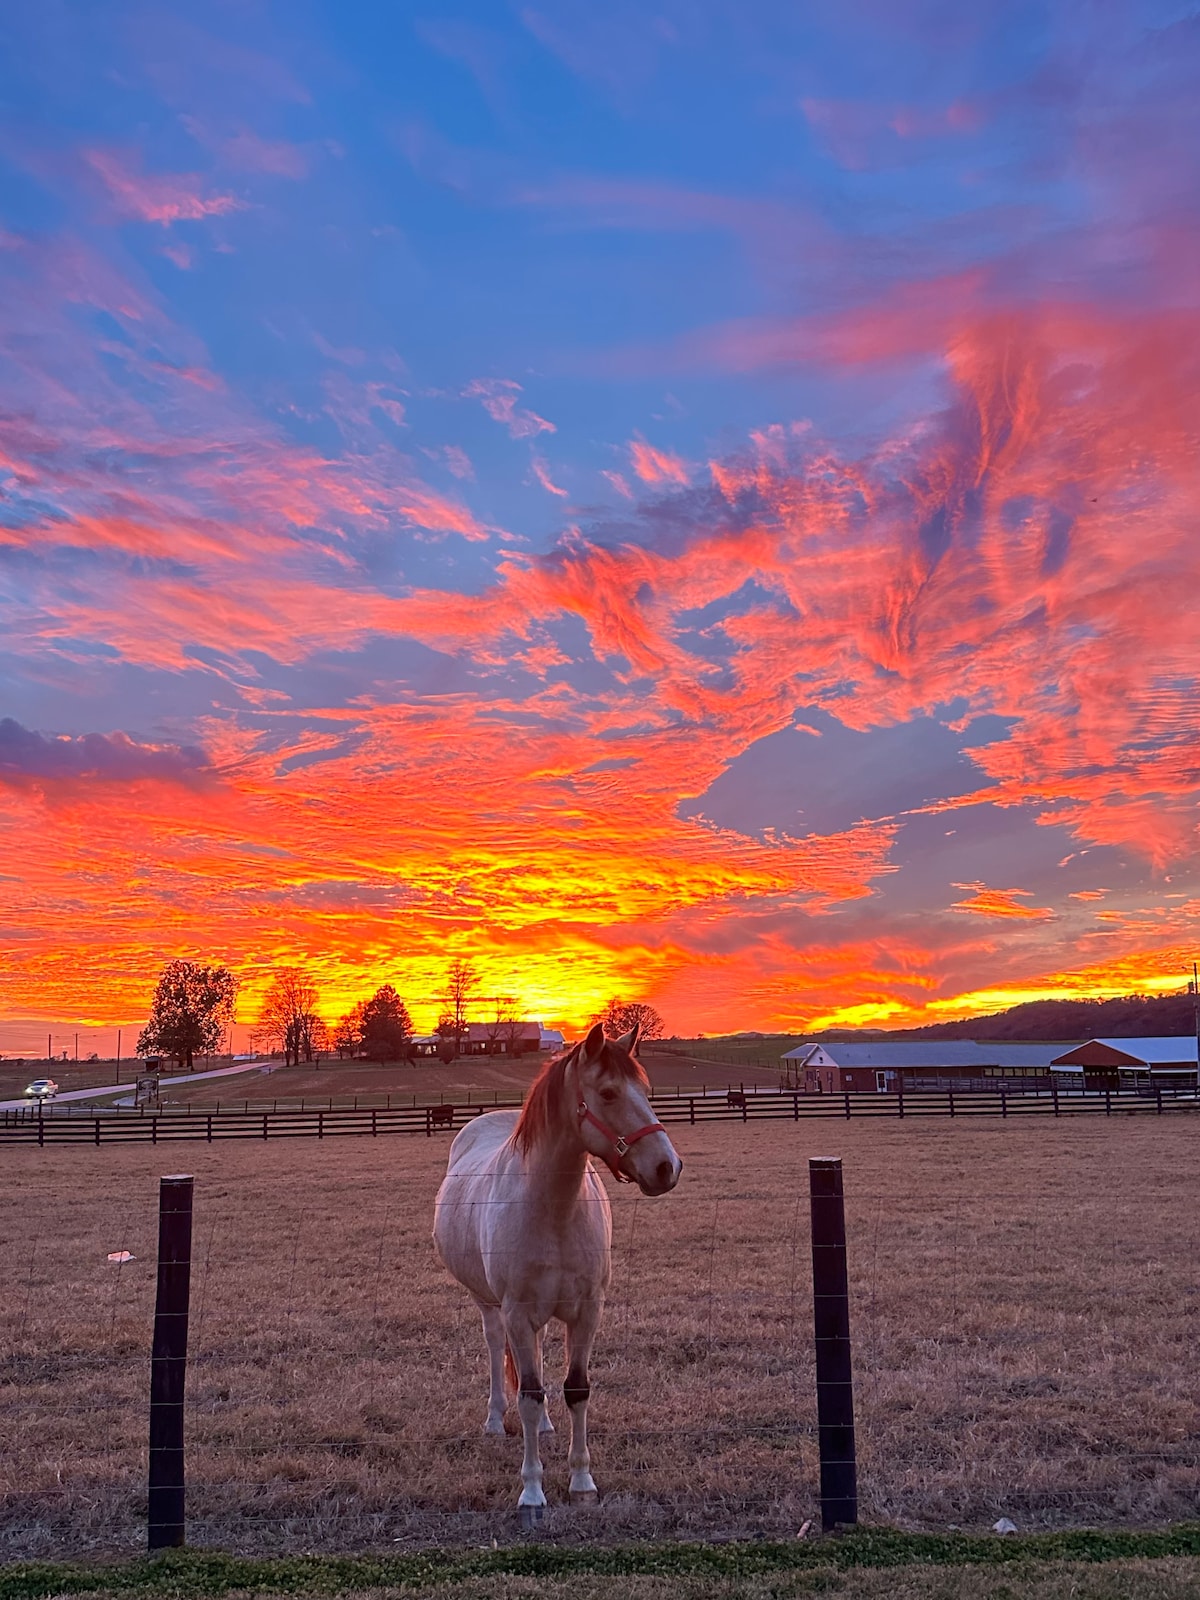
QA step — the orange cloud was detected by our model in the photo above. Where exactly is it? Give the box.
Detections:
[951,884,1056,920]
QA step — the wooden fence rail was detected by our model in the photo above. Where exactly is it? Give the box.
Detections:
[1,1086,1194,1145]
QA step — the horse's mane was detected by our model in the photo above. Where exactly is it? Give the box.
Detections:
[511,1038,649,1155]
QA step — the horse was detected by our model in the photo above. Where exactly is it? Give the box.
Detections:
[432,1019,682,1513]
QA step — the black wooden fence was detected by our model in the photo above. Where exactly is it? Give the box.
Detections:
[2,1084,1195,1145]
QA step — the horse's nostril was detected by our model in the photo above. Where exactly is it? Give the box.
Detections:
[656,1159,674,1188]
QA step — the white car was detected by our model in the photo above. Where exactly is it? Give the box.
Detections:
[23,1078,59,1099]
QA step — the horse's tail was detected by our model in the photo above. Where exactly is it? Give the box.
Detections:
[503,1342,520,1435]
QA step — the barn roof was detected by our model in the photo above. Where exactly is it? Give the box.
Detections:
[781,1040,1067,1068]
[1050,1036,1199,1069]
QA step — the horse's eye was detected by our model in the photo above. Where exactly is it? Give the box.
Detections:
[599,1088,618,1104]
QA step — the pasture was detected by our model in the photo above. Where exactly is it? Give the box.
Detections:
[152,1050,775,1109]
[1,1116,1197,1561]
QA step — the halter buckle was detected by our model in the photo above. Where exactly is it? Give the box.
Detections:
[614,1135,629,1157]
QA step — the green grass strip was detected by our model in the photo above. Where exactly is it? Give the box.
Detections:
[5,1526,1200,1600]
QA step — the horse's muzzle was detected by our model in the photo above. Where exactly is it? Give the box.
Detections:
[637,1155,682,1196]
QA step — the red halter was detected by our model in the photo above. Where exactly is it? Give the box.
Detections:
[577,1098,666,1183]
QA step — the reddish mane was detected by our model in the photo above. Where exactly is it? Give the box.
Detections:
[512,1039,649,1155]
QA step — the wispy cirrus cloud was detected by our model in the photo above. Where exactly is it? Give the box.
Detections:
[464,377,556,438]
[629,439,689,486]
[802,96,985,169]
[83,149,245,225]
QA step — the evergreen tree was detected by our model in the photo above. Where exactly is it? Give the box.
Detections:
[360,985,414,1061]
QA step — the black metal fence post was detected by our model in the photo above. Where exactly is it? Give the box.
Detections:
[148,1174,193,1550]
[809,1156,857,1531]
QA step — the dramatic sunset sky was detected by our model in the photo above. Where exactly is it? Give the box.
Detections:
[2,1,1199,1053]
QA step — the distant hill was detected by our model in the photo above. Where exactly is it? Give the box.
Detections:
[884,991,1199,1043]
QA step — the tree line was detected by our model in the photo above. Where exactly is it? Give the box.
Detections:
[135,956,665,1069]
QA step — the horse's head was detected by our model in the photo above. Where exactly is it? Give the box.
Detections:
[572,1021,682,1196]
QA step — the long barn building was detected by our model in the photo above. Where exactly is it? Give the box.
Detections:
[781,1040,1065,1093]
[781,1036,1200,1093]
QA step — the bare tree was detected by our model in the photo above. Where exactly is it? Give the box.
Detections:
[485,993,519,1055]
[333,1001,365,1059]
[257,968,321,1067]
[591,998,666,1043]
[444,957,479,1056]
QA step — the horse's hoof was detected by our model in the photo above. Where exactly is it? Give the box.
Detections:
[483,1417,505,1436]
[519,1503,545,1529]
[570,1489,599,1506]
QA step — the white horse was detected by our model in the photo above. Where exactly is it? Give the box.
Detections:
[433,1020,682,1513]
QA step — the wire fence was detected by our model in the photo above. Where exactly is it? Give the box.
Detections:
[2,1113,1198,1559]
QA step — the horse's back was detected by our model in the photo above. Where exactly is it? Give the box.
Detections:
[444,1109,518,1177]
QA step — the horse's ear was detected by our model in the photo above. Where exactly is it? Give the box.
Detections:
[581,1021,606,1063]
[614,1021,642,1056]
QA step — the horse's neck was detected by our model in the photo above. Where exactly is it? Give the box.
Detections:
[522,1122,592,1216]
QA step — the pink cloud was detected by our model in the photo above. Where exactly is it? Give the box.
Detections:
[219,130,308,179]
[531,453,569,497]
[442,445,475,481]
[630,439,689,486]
[84,149,244,226]
[803,96,985,169]
[464,378,555,438]
[654,269,987,374]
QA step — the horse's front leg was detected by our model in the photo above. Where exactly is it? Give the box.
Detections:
[564,1298,601,1504]
[504,1311,547,1514]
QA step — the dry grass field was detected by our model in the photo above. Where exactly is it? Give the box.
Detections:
[1,1049,769,1114]
[1,1116,1197,1562]
[153,1053,774,1109]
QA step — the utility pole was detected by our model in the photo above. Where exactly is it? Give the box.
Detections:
[1193,962,1199,1099]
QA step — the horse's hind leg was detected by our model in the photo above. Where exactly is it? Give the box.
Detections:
[478,1303,507,1435]
[503,1310,548,1513]
[564,1299,600,1503]
[535,1328,554,1434]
